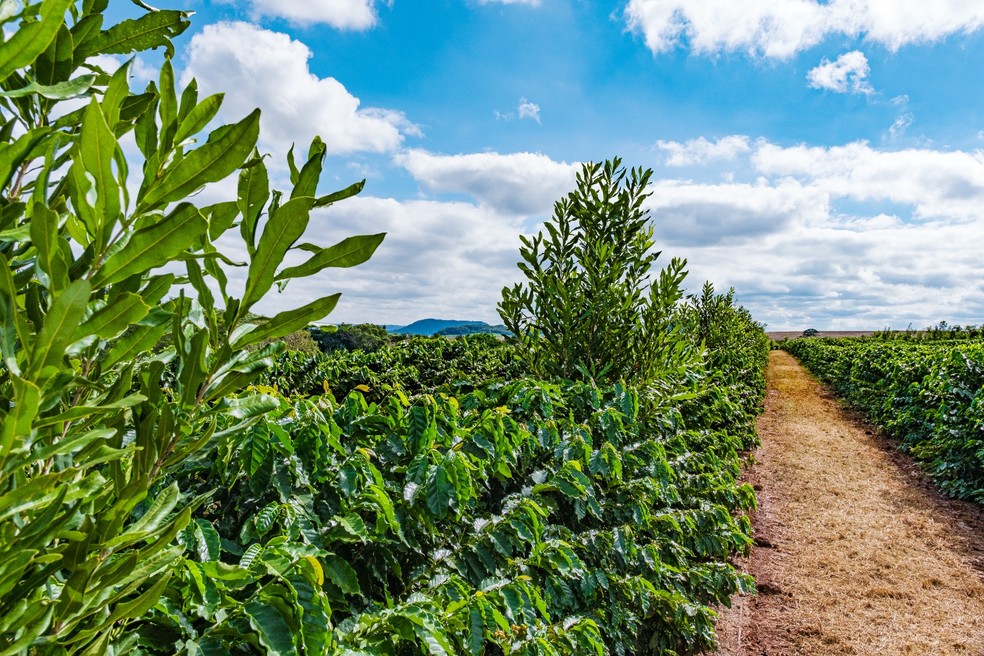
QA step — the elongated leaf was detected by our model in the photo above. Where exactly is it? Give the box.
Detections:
[34,22,73,86]
[274,233,384,282]
[426,464,452,519]
[1,375,40,460]
[30,202,69,291]
[76,9,189,59]
[78,96,121,241]
[0,127,51,192]
[0,0,74,83]
[93,203,207,285]
[173,93,223,145]
[28,279,90,380]
[0,75,95,99]
[139,109,259,210]
[238,155,268,255]
[76,292,150,340]
[313,179,364,208]
[241,196,314,311]
[232,294,340,349]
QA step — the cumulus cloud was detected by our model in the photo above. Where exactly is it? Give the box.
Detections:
[232,196,530,325]
[182,22,418,156]
[648,178,827,245]
[624,0,984,58]
[752,141,984,220]
[807,51,873,94]
[248,0,378,29]
[657,135,751,166]
[396,150,578,214]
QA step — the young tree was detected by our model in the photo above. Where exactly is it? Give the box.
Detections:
[499,158,690,383]
[0,1,381,650]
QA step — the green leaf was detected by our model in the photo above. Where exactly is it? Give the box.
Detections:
[76,292,151,340]
[426,464,452,519]
[0,127,50,192]
[323,554,361,595]
[241,196,314,311]
[244,599,295,656]
[28,279,90,380]
[1,75,95,99]
[173,93,223,145]
[93,203,207,286]
[34,22,73,86]
[1,375,40,461]
[313,179,365,208]
[0,0,75,83]
[78,96,121,239]
[238,155,269,255]
[274,233,384,282]
[30,202,69,291]
[139,109,260,211]
[232,294,340,349]
[76,9,190,59]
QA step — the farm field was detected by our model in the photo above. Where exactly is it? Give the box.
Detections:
[714,350,984,655]
[6,3,984,655]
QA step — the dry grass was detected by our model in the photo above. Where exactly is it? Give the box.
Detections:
[713,350,984,656]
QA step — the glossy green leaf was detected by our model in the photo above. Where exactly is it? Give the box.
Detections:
[78,96,121,240]
[76,292,150,340]
[274,233,384,282]
[245,599,295,656]
[237,155,269,255]
[76,9,190,59]
[139,109,259,210]
[93,203,207,285]
[232,294,340,349]
[0,75,95,99]
[0,0,74,83]
[173,93,223,145]
[323,554,361,595]
[28,279,90,380]
[241,196,314,311]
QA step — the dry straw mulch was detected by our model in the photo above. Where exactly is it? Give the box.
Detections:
[713,350,984,656]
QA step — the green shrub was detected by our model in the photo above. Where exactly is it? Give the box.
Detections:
[499,158,692,384]
[0,1,381,650]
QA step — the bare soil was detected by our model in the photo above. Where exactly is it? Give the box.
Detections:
[713,350,984,655]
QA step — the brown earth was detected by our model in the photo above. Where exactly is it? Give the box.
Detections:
[712,350,984,656]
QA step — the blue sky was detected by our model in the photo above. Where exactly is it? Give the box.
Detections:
[109,1,984,330]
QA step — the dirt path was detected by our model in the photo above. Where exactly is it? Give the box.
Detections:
[713,350,984,655]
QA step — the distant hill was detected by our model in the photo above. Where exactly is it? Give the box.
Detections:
[390,319,509,336]
[434,323,511,337]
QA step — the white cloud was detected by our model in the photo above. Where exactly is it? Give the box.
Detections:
[517,98,541,123]
[243,196,530,325]
[625,0,984,58]
[249,0,378,29]
[657,135,752,166]
[752,141,984,220]
[888,113,914,140]
[397,150,578,214]
[807,51,873,94]
[182,22,418,157]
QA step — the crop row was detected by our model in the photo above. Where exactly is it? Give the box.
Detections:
[783,338,984,502]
